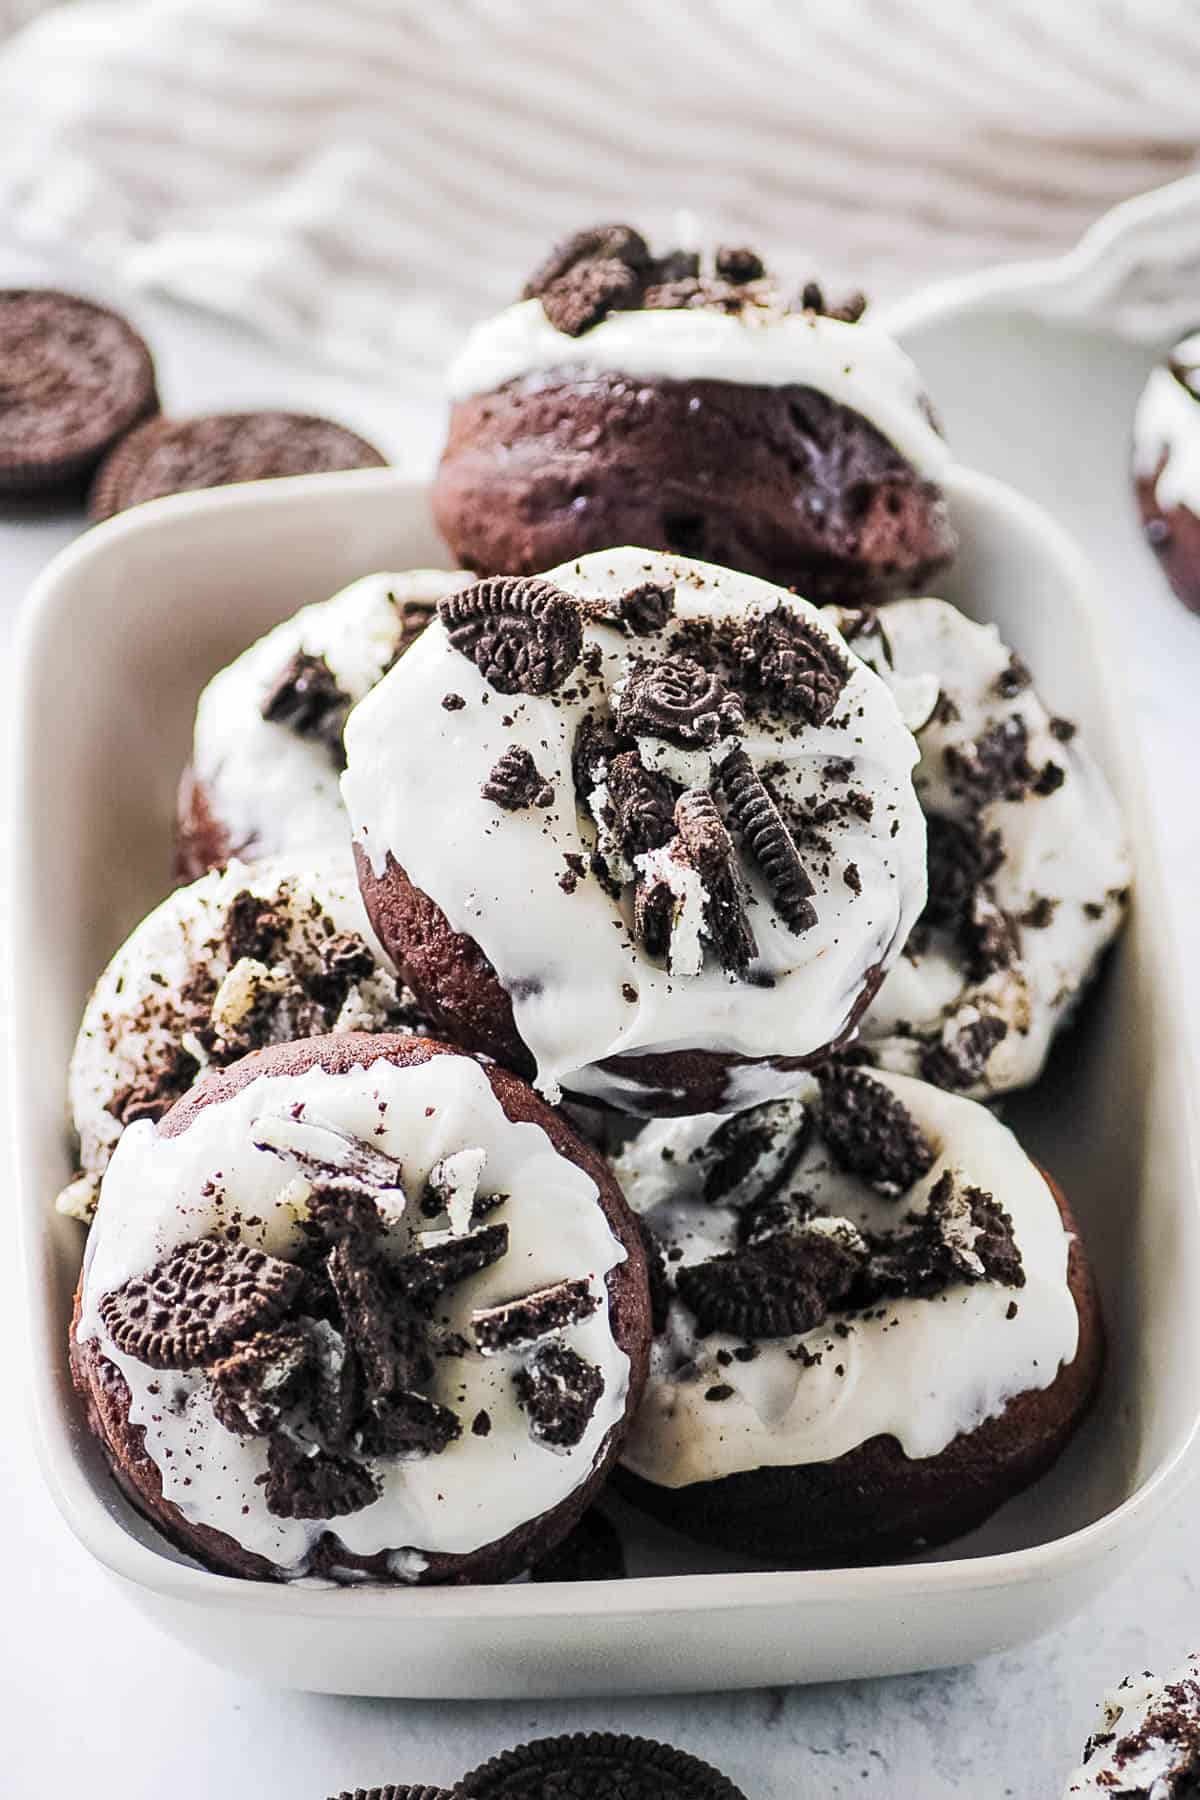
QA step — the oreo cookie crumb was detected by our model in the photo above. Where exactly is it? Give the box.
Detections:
[920,1014,1008,1090]
[603,751,676,863]
[700,1096,810,1210]
[522,224,651,302]
[818,1065,936,1196]
[262,1435,380,1520]
[209,1322,313,1437]
[514,1342,605,1448]
[733,609,852,724]
[541,257,644,336]
[441,692,466,711]
[676,1226,863,1340]
[357,1389,462,1458]
[614,653,743,748]
[472,1277,600,1355]
[261,650,351,766]
[714,245,765,283]
[223,890,284,964]
[481,745,555,811]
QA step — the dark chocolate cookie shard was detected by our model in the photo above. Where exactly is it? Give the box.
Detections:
[522,224,652,301]
[87,409,386,521]
[260,649,352,766]
[857,1172,1025,1304]
[614,654,744,748]
[733,608,852,724]
[714,245,766,284]
[357,1389,462,1458]
[637,1216,672,1334]
[817,1064,936,1197]
[472,1277,600,1355]
[393,1224,510,1309]
[674,787,758,975]
[919,1014,1009,1091]
[943,713,1063,807]
[438,576,583,695]
[209,1322,315,1437]
[601,750,676,864]
[676,1223,864,1340]
[530,1507,626,1583]
[0,289,159,494]
[719,746,817,934]
[582,580,676,637]
[262,1433,381,1520]
[457,1731,748,1799]
[99,1238,304,1370]
[540,257,643,337]
[514,1342,605,1448]
[223,889,285,964]
[481,745,555,811]
[327,1238,433,1394]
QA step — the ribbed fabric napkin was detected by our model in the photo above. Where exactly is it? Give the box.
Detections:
[0,0,1197,394]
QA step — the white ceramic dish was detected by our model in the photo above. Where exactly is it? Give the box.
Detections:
[12,461,1199,1697]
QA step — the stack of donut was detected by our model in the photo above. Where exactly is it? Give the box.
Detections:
[66,226,1130,1585]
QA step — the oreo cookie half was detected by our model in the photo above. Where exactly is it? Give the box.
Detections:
[0,289,159,493]
[329,1788,451,1799]
[456,1731,748,1798]
[88,409,386,519]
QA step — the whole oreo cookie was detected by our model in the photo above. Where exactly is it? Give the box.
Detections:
[88,410,386,520]
[0,289,158,494]
[456,1732,747,1799]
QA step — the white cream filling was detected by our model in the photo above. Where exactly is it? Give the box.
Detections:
[447,298,951,479]
[1062,1655,1200,1797]
[61,852,403,1222]
[191,569,471,861]
[1134,340,1200,513]
[616,1071,1078,1487]
[78,1055,630,1573]
[342,548,928,1106]
[836,598,1130,1098]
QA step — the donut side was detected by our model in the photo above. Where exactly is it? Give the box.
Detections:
[70,1033,650,1585]
[434,373,955,604]
[617,1174,1101,1566]
[1135,465,1200,615]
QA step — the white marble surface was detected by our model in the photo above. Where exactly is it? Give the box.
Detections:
[3,246,1199,1798]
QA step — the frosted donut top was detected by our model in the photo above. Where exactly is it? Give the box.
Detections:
[342,550,928,1107]
[59,852,414,1224]
[1063,1654,1200,1797]
[615,1068,1078,1487]
[832,599,1130,1098]
[77,1051,630,1576]
[190,570,471,863]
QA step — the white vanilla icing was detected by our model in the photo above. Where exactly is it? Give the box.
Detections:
[616,1071,1078,1487]
[191,569,472,861]
[1134,337,1200,513]
[832,599,1130,1098]
[61,853,407,1222]
[1063,1654,1200,1797]
[447,298,951,479]
[78,1054,630,1574]
[342,549,928,1107]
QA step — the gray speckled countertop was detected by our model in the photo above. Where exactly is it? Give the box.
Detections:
[4,246,1197,1798]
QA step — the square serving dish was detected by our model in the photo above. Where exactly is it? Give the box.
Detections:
[12,458,1200,1698]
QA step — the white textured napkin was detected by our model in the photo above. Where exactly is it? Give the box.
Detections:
[0,0,1198,396]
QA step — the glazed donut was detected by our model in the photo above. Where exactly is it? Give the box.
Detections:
[58,853,420,1224]
[828,599,1130,1098]
[341,550,928,1113]
[433,227,956,603]
[612,1066,1102,1565]
[1063,1654,1200,1797]
[1133,332,1200,613]
[70,1033,650,1585]
[178,569,471,878]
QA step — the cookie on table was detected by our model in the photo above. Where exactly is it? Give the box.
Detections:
[1133,332,1200,612]
[1063,1653,1200,1796]
[71,1034,650,1584]
[342,550,928,1114]
[0,289,158,494]
[433,225,955,602]
[455,1732,748,1798]
[58,853,419,1224]
[828,598,1130,1098]
[613,1066,1103,1565]
[88,409,385,521]
[178,570,471,878]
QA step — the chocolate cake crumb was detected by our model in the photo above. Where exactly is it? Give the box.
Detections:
[439,576,583,696]
[481,744,555,811]
[818,1065,936,1196]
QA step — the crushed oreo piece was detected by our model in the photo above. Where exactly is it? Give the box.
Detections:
[472,1277,599,1355]
[719,747,817,934]
[632,864,678,964]
[676,1225,863,1340]
[260,650,351,766]
[481,744,555,811]
[637,1216,672,1334]
[923,814,1004,935]
[698,1096,810,1209]
[614,653,744,748]
[223,889,285,964]
[308,1319,363,1447]
[943,714,1061,807]
[253,1111,407,1208]
[327,1238,433,1395]
[602,750,676,863]
[994,653,1032,698]
[861,1173,1025,1303]
[919,1014,1009,1090]
[514,1342,605,1449]
[522,224,651,301]
[715,245,765,283]
[261,1434,380,1520]
[530,1508,626,1583]
[791,281,868,322]
[394,1224,510,1309]
[733,609,852,724]
[109,1043,198,1126]
[618,581,675,636]
[358,1389,462,1458]
[674,787,758,976]
[541,257,644,336]
[99,1238,304,1370]
[736,1191,816,1248]
[818,1065,936,1196]
[439,577,583,696]
[209,1322,314,1437]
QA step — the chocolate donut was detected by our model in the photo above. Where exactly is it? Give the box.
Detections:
[829,599,1130,1097]
[57,853,422,1224]
[179,570,471,878]
[433,228,955,602]
[612,1068,1102,1565]
[1133,334,1200,612]
[70,1033,650,1584]
[342,552,928,1113]
[1063,1654,1200,1797]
